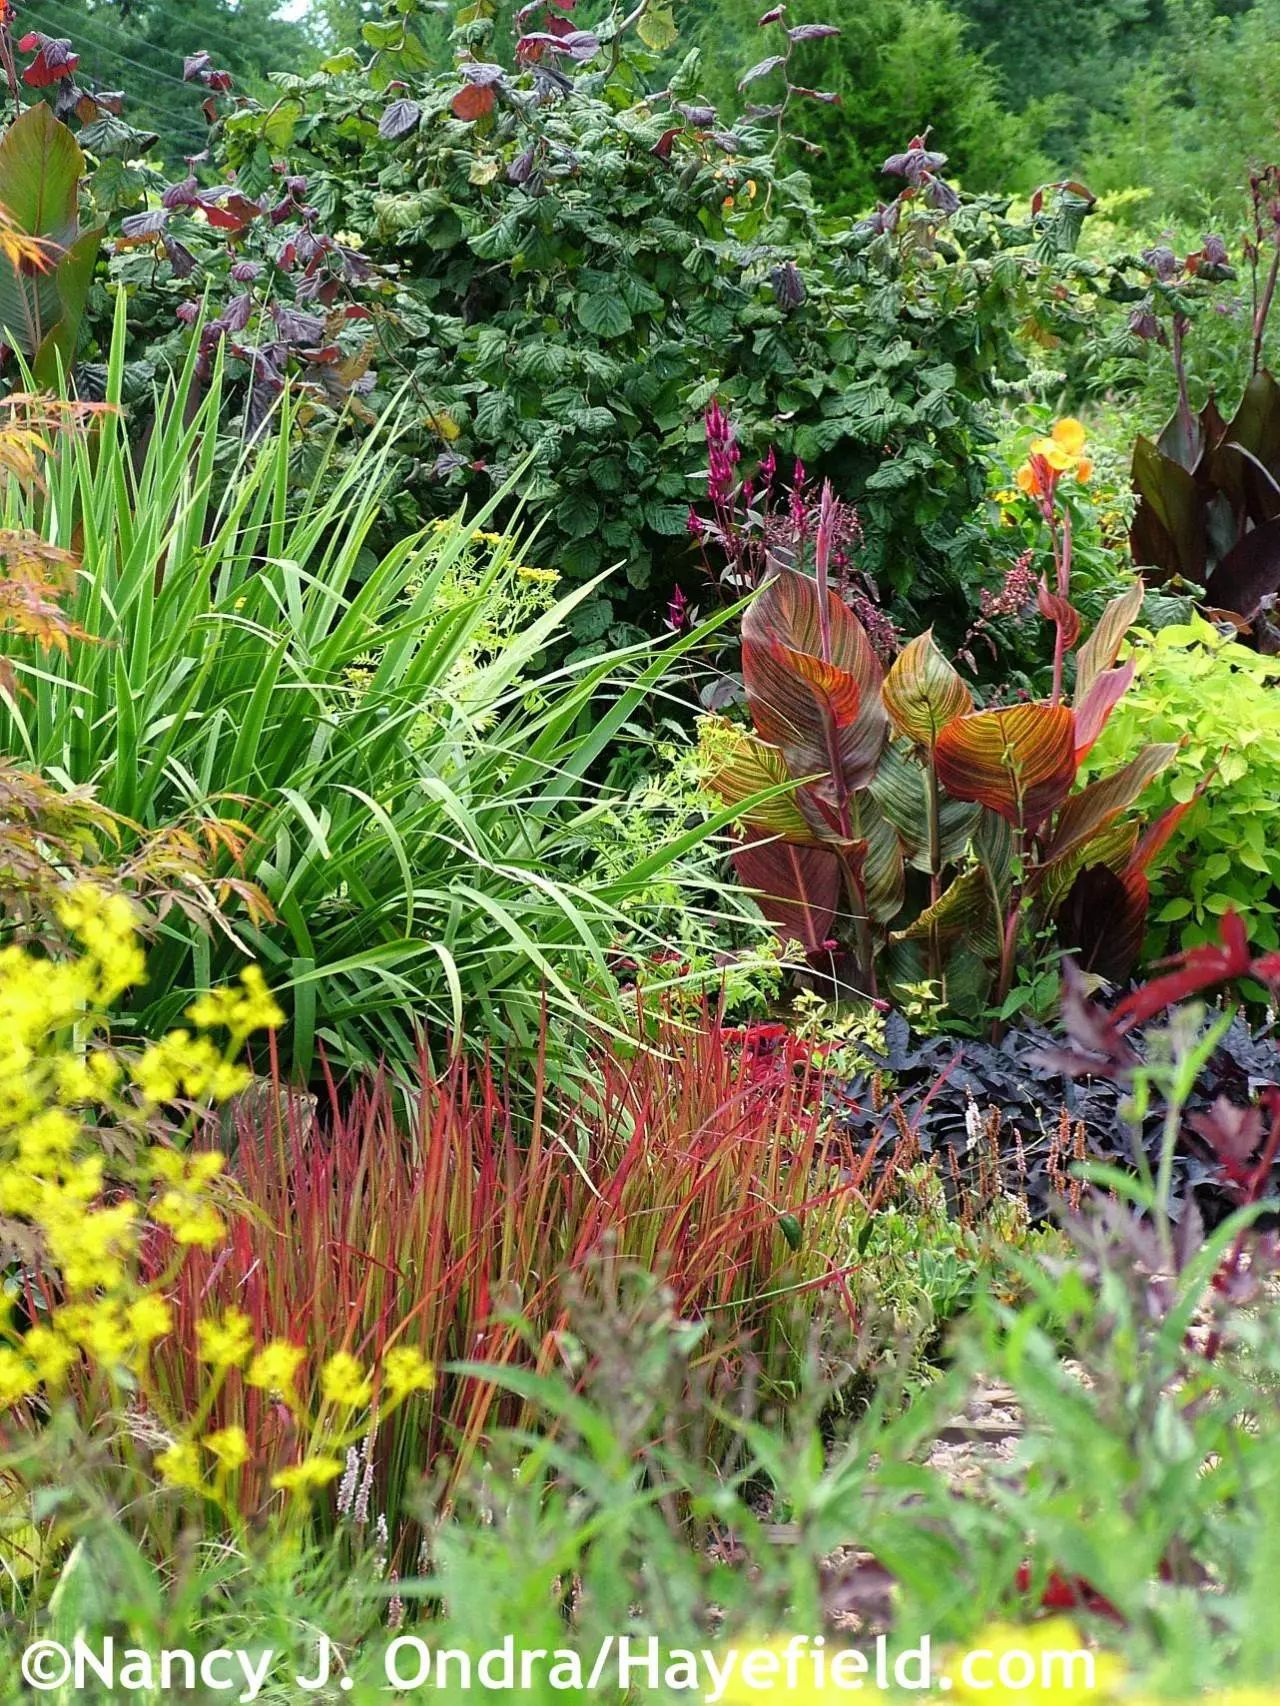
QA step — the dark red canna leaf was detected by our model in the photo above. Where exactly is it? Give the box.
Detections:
[732,832,843,954]
[1057,862,1149,983]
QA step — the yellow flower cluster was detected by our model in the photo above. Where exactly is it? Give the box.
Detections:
[0,891,437,1523]
[0,888,275,1415]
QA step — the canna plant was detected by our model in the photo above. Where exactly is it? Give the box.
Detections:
[1128,190,1280,647]
[710,425,1195,1026]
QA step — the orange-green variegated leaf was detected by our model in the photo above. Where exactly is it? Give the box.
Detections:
[891,865,996,951]
[870,739,979,872]
[861,795,905,924]
[1039,743,1178,865]
[1039,816,1138,918]
[732,832,843,955]
[1074,581,1144,704]
[742,638,887,798]
[705,725,817,843]
[933,704,1077,831]
[743,566,885,683]
[882,630,973,748]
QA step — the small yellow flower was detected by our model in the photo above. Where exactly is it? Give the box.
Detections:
[202,1426,250,1471]
[382,1345,435,1398]
[125,1294,172,1348]
[151,1190,225,1248]
[155,1439,205,1492]
[270,1455,344,1492]
[0,1347,37,1407]
[196,1308,255,1368]
[246,1341,306,1395]
[320,1351,374,1409]
[21,1325,77,1387]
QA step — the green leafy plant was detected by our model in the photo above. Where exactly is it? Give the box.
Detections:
[36,0,1149,651]
[0,319,749,1074]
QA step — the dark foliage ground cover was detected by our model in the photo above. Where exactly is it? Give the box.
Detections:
[840,1003,1280,1224]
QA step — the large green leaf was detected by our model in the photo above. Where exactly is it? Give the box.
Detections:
[870,739,978,872]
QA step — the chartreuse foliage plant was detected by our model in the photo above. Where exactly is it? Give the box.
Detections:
[0,889,435,1570]
[0,319,752,1075]
[1083,616,1280,958]
[708,423,1193,1022]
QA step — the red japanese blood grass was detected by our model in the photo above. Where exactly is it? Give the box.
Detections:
[140,1007,883,1528]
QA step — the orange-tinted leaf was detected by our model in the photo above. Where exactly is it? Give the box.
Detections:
[743,638,886,798]
[705,725,817,844]
[934,704,1077,830]
[742,569,888,796]
[1036,581,1081,649]
[1073,659,1135,761]
[1039,743,1178,865]
[452,82,496,120]
[1075,582,1144,704]
[881,629,972,748]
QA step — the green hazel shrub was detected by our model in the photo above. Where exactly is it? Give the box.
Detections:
[1082,615,1280,957]
[57,1,1148,652]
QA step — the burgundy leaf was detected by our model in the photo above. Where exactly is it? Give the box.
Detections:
[460,60,506,85]
[738,55,786,87]
[788,23,841,39]
[272,304,325,344]
[732,833,843,955]
[120,208,170,238]
[1203,516,1280,622]
[379,98,422,140]
[650,128,681,161]
[19,34,79,87]
[183,51,213,82]
[1057,863,1149,984]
